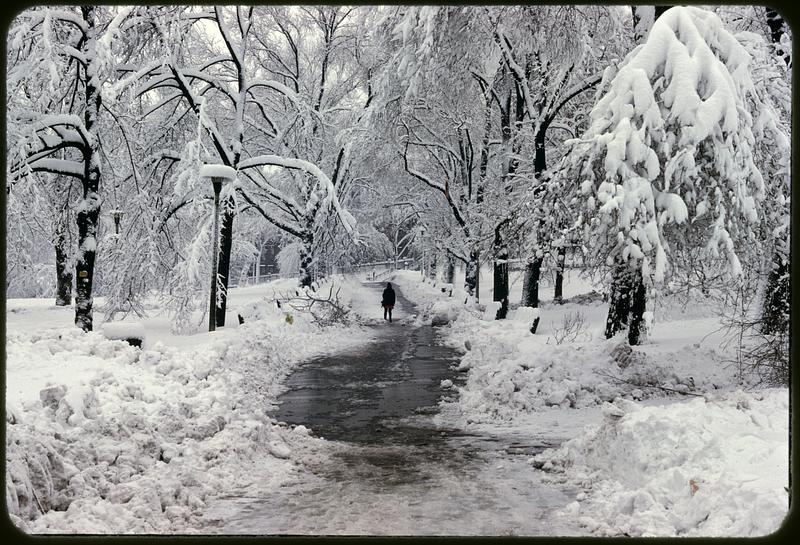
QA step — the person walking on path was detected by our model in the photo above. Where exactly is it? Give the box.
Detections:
[381,282,396,322]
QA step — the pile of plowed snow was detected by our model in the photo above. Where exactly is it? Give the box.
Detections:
[391,272,714,422]
[532,389,789,537]
[6,284,371,534]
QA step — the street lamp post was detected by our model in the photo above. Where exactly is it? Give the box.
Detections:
[208,177,223,332]
[419,227,426,279]
[110,209,123,235]
[200,165,236,332]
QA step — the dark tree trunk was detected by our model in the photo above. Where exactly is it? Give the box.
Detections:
[444,254,456,284]
[75,198,99,332]
[74,6,101,332]
[521,258,542,308]
[605,259,634,339]
[55,229,73,306]
[654,5,671,18]
[465,249,479,297]
[299,229,314,288]
[765,7,790,64]
[628,268,647,345]
[493,227,509,320]
[534,130,546,179]
[632,5,672,43]
[215,203,235,327]
[429,252,438,282]
[554,246,566,304]
[521,257,543,333]
[762,253,790,335]
[760,6,790,333]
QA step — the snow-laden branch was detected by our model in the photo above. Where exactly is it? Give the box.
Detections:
[544,70,604,127]
[238,155,355,234]
[238,187,304,239]
[169,66,234,166]
[494,27,535,122]
[19,9,89,34]
[11,158,85,179]
[198,55,237,72]
[245,79,301,109]
[241,169,303,219]
[214,6,243,68]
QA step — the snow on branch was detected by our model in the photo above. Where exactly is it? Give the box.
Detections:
[569,6,766,283]
[18,9,89,34]
[13,158,85,179]
[245,79,301,108]
[238,155,356,234]
[494,27,535,122]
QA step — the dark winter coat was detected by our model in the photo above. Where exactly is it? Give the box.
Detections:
[381,286,396,306]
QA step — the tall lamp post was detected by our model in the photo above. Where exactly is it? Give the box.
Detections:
[109,209,123,235]
[419,226,426,279]
[200,164,236,332]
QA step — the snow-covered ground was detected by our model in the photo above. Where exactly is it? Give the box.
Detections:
[390,269,790,537]
[5,276,377,533]
[5,270,790,536]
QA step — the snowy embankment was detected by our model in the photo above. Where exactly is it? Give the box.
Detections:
[534,389,788,537]
[5,276,373,533]
[390,270,789,537]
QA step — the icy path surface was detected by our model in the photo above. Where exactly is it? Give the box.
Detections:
[199,283,583,536]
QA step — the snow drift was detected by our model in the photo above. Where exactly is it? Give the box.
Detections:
[533,389,789,537]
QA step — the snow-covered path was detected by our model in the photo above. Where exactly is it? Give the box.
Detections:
[197,283,584,535]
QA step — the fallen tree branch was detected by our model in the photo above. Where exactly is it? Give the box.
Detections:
[274,283,350,326]
[594,369,704,397]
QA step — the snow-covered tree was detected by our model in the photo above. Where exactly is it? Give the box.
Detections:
[121,6,360,324]
[567,6,768,344]
[490,5,626,322]
[7,6,146,331]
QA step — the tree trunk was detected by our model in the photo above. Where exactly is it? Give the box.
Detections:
[628,268,647,345]
[604,259,634,339]
[760,7,790,335]
[54,229,73,306]
[299,244,313,288]
[762,251,790,335]
[521,257,543,333]
[465,249,479,297]
[215,203,235,326]
[74,6,101,332]
[298,228,314,288]
[493,227,509,320]
[444,253,455,284]
[429,252,438,282]
[554,246,566,304]
[765,7,790,64]
[521,257,542,308]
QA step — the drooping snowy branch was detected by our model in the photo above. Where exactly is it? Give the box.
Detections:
[569,6,766,283]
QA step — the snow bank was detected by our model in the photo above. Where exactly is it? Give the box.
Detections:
[391,272,786,538]
[5,283,372,534]
[533,389,789,537]
[392,271,735,424]
[101,322,146,342]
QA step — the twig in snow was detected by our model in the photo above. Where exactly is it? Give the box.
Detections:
[594,369,704,397]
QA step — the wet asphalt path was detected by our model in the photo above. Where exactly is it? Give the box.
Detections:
[275,282,460,449]
[202,281,580,536]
